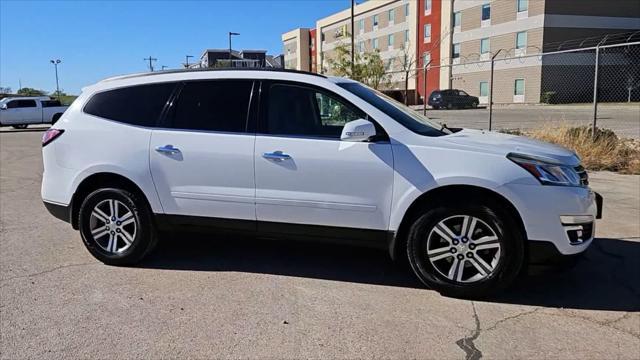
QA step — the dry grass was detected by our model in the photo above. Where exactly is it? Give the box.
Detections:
[523,124,640,174]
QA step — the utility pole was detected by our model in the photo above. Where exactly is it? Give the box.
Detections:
[19,79,22,93]
[144,56,157,72]
[229,32,240,62]
[185,55,193,68]
[351,0,355,76]
[49,59,61,100]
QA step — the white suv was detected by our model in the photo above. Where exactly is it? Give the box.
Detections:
[41,69,602,297]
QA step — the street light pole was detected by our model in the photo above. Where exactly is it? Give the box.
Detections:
[229,32,240,62]
[49,59,61,100]
[185,55,193,68]
[351,0,355,76]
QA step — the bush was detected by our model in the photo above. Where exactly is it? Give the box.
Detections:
[540,91,557,104]
[526,125,639,174]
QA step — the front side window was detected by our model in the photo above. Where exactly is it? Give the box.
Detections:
[338,82,449,137]
[480,38,490,53]
[266,83,362,138]
[84,83,175,127]
[7,100,37,108]
[479,81,489,97]
[517,0,528,12]
[516,31,527,49]
[514,79,525,95]
[482,4,491,21]
[170,80,253,132]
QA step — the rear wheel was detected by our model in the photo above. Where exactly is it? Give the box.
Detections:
[78,188,158,265]
[471,101,478,108]
[12,124,28,129]
[406,202,524,298]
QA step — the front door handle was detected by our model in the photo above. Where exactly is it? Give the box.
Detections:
[155,145,181,154]
[262,151,291,161]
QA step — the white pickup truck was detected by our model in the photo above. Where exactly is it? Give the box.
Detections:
[0,97,69,129]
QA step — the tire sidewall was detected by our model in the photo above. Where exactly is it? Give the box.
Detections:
[407,203,524,298]
[78,188,154,265]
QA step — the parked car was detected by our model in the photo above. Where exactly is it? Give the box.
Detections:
[0,97,69,129]
[428,89,479,109]
[41,69,601,298]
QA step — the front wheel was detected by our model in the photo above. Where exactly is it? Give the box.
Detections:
[406,202,524,298]
[12,124,28,129]
[78,188,158,265]
[471,101,478,108]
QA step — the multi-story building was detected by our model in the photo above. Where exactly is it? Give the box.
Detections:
[450,0,640,104]
[199,49,283,69]
[283,0,640,104]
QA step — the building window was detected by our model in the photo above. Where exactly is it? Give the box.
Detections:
[516,31,527,49]
[386,58,393,70]
[453,12,461,28]
[479,81,489,97]
[405,3,409,16]
[514,79,525,96]
[389,9,395,23]
[373,38,379,50]
[481,4,491,21]
[359,19,365,33]
[425,0,432,14]
[359,41,365,53]
[388,34,394,49]
[404,29,409,43]
[480,38,490,54]
[423,52,431,66]
[452,43,460,58]
[424,23,431,41]
[373,15,379,27]
[321,32,325,42]
[517,0,528,12]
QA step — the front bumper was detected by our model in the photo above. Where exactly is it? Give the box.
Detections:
[498,183,602,256]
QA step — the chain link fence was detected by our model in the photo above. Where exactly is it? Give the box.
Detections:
[381,41,640,139]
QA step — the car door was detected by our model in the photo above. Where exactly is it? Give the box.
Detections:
[3,99,36,124]
[149,79,257,226]
[254,81,394,239]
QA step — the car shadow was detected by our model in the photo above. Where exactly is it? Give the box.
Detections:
[139,235,639,312]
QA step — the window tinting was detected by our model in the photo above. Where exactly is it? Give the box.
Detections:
[8,99,37,108]
[170,80,253,132]
[84,83,175,126]
[266,83,362,138]
[42,100,62,107]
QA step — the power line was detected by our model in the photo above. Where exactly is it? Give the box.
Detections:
[144,56,158,72]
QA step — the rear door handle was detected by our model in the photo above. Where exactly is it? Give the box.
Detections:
[262,151,291,161]
[155,145,181,154]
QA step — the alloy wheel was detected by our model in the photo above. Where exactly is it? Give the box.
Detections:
[426,215,501,283]
[89,199,136,253]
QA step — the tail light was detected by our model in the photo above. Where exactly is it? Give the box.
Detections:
[42,128,64,147]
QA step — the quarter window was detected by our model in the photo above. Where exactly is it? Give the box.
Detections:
[266,83,363,138]
[170,80,253,132]
[84,83,175,127]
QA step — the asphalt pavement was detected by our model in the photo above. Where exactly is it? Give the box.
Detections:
[1,127,639,359]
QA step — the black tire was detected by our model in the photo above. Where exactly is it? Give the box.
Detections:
[52,113,62,125]
[406,201,524,298]
[78,188,158,266]
[446,103,454,110]
[472,101,478,108]
[432,106,440,110]
[12,124,28,129]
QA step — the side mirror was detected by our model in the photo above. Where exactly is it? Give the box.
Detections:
[0,104,7,110]
[340,119,376,142]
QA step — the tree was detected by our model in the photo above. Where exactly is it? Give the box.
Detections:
[326,43,389,90]
[17,87,47,96]
[0,86,11,94]
[396,43,417,105]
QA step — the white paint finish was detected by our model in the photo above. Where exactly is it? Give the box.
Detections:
[453,14,544,43]
[149,130,256,220]
[254,136,394,230]
[0,98,68,126]
[544,14,640,30]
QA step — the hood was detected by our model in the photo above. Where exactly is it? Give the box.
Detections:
[439,128,580,166]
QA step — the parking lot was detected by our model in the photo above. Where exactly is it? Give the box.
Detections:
[1,127,639,359]
[418,103,640,139]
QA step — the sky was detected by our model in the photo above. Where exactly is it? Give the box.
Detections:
[0,0,355,95]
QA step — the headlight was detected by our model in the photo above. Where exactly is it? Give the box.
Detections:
[508,153,583,187]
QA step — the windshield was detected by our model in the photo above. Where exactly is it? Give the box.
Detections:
[337,82,451,137]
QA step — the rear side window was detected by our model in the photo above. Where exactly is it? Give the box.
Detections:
[84,83,175,127]
[41,100,62,107]
[169,80,253,132]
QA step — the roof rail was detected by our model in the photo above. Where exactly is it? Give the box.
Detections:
[101,67,327,82]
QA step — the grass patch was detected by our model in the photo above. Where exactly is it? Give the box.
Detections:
[505,125,639,174]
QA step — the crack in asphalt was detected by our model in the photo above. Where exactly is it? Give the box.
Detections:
[483,308,542,332]
[456,301,483,360]
[548,311,640,340]
[0,262,95,286]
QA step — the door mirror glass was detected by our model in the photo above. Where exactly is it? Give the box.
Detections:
[340,119,376,142]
